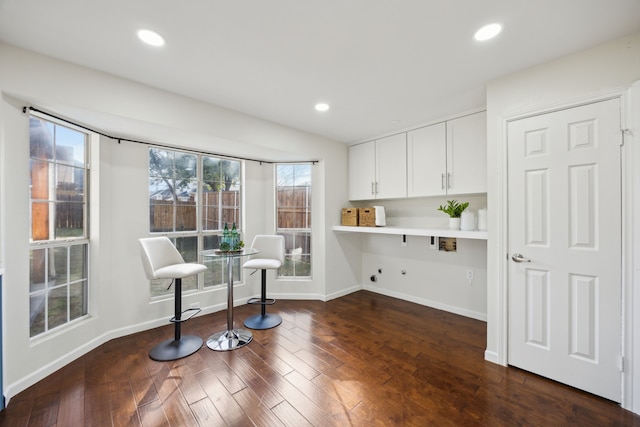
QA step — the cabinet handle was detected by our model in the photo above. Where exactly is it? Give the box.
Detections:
[371,182,375,195]
[441,173,445,190]
[447,173,451,189]
[375,182,378,194]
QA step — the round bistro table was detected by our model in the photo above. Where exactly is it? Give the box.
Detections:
[202,248,258,351]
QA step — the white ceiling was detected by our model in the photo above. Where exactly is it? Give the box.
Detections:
[1,0,640,144]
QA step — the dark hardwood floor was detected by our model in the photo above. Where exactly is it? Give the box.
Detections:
[1,290,639,426]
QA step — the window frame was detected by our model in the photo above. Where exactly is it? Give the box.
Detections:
[147,147,244,298]
[28,114,91,338]
[275,163,312,279]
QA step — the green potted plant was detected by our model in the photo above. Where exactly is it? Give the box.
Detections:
[437,200,469,229]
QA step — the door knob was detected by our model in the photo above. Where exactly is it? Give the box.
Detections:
[511,253,531,263]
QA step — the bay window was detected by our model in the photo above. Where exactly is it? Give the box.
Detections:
[148,148,242,297]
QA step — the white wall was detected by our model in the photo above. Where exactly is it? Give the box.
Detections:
[344,195,488,320]
[0,42,358,401]
[485,32,640,410]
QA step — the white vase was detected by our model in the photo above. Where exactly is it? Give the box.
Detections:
[460,211,476,231]
[448,217,461,230]
[477,208,487,231]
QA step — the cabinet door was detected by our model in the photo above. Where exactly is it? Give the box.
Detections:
[348,141,376,200]
[376,133,407,199]
[407,123,446,197]
[446,111,487,195]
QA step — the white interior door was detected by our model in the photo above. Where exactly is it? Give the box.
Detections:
[507,98,622,402]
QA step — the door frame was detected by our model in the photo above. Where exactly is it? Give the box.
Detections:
[494,83,640,411]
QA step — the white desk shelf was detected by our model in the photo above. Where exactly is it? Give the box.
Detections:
[332,225,487,240]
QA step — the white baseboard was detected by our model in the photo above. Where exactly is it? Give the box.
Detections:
[263,285,361,303]
[363,284,487,322]
[484,349,502,365]
[324,285,362,302]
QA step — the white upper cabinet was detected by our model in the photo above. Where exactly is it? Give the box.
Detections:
[375,133,407,199]
[446,111,487,195]
[348,133,407,200]
[349,111,485,201]
[348,140,376,200]
[407,111,486,197]
[407,122,447,197]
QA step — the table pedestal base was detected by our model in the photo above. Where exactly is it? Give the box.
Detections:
[206,329,253,351]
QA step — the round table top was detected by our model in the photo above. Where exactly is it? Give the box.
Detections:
[201,248,259,258]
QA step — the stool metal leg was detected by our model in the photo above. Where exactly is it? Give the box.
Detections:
[244,270,282,330]
[149,278,203,361]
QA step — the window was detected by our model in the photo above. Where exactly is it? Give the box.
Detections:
[276,164,311,278]
[148,148,242,297]
[29,116,89,337]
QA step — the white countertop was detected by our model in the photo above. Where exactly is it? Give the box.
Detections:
[332,225,487,240]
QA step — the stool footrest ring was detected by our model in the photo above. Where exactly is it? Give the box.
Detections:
[171,307,201,323]
[247,297,276,305]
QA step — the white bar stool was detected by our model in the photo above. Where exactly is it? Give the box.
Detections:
[243,235,285,329]
[139,237,207,361]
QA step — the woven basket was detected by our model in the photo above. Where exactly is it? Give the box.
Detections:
[341,208,358,226]
[358,207,375,227]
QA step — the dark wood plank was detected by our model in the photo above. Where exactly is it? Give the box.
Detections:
[270,400,312,427]
[169,363,207,405]
[223,349,285,409]
[195,367,252,426]
[189,397,225,426]
[1,290,640,427]
[233,387,285,427]
[151,363,198,426]
[56,357,85,426]
[127,353,159,408]
[137,399,169,427]
[82,349,112,427]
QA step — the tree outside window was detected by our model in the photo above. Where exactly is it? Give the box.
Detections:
[148,148,242,297]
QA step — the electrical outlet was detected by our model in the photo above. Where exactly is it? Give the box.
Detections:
[466,269,474,284]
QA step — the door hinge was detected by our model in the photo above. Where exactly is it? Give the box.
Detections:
[619,355,625,372]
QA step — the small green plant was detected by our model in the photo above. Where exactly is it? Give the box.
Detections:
[219,240,244,252]
[437,200,469,218]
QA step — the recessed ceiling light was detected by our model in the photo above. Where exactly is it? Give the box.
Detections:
[137,29,166,47]
[315,103,330,112]
[474,23,502,41]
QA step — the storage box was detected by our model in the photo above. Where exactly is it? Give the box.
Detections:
[341,208,358,226]
[358,207,376,227]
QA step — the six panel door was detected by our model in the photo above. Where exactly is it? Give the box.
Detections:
[507,98,622,402]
